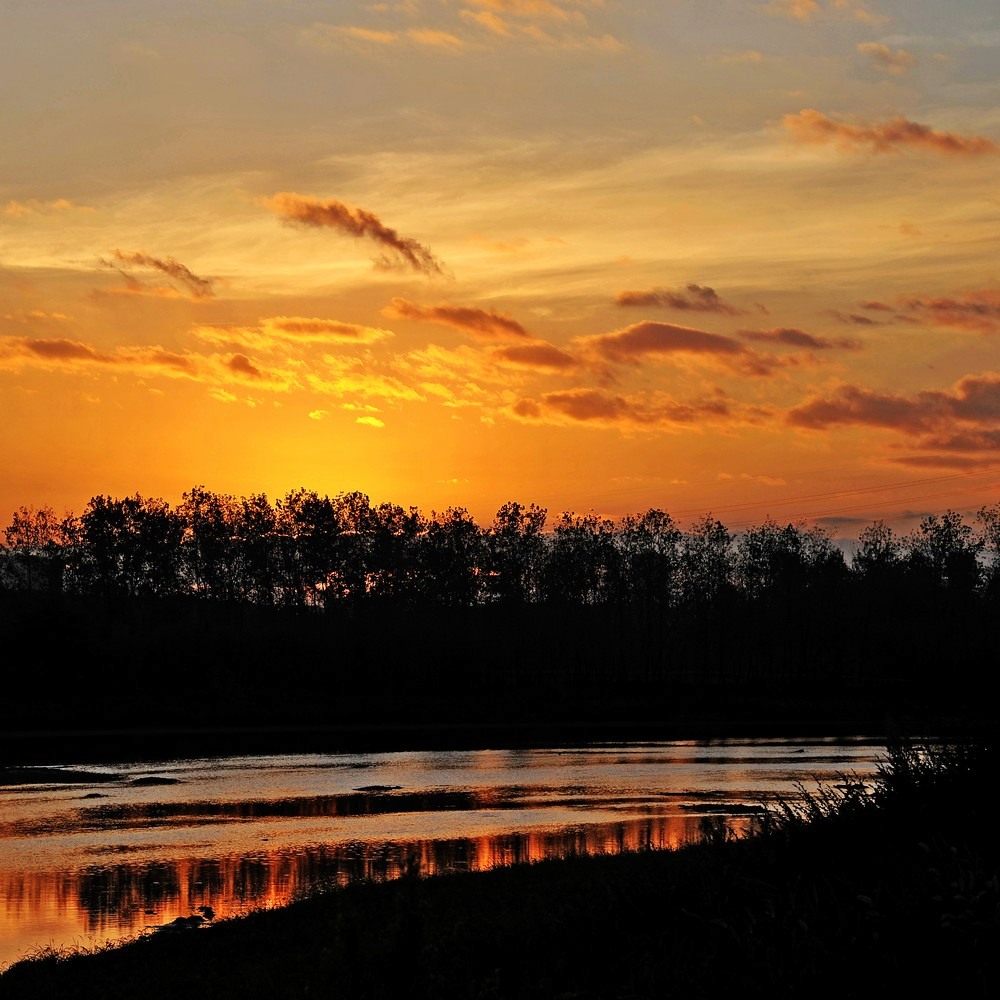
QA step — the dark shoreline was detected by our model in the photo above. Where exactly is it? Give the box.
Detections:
[1,701,985,768]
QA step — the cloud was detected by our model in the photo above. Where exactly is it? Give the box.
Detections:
[0,336,198,377]
[260,316,394,344]
[461,0,595,21]
[615,284,745,315]
[765,0,821,21]
[307,357,426,404]
[782,109,998,156]
[3,198,86,217]
[4,310,69,323]
[823,310,886,327]
[356,415,386,428]
[738,327,862,350]
[102,250,215,299]
[0,335,302,393]
[788,385,939,432]
[894,290,1000,334]
[831,0,886,24]
[577,321,782,376]
[787,374,1000,445]
[304,24,472,52]
[226,354,264,379]
[764,0,885,23]
[264,192,446,275]
[510,387,752,431]
[306,1,623,54]
[857,42,916,75]
[461,14,624,50]
[490,341,578,371]
[383,297,529,339]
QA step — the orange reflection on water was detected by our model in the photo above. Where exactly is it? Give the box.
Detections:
[0,813,757,969]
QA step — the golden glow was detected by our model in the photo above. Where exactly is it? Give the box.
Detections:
[2,2,999,532]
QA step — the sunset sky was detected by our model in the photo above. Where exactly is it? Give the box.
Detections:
[3,0,999,535]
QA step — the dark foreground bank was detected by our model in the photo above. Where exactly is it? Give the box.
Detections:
[2,741,995,999]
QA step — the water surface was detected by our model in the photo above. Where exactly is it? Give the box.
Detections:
[0,738,882,970]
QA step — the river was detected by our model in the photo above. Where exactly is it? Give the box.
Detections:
[0,737,883,970]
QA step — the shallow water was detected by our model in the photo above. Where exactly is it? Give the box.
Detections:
[0,738,882,970]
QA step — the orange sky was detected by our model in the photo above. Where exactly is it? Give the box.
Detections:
[3,0,999,535]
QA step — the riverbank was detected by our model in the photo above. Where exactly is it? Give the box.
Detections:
[0,699,966,767]
[1,741,995,998]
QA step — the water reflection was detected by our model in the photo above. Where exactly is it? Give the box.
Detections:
[1,815,759,943]
[0,739,879,970]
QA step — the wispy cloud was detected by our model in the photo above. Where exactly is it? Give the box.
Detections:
[305,0,623,55]
[511,387,757,431]
[615,284,746,315]
[383,297,530,339]
[461,1,597,21]
[895,290,1000,334]
[823,310,888,327]
[3,198,88,217]
[303,24,473,52]
[101,250,215,299]
[764,0,821,21]
[0,336,197,377]
[264,192,446,275]
[261,317,395,344]
[783,109,997,156]
[857,42,916,75]
[738,327,862,350]
[0,335,299,392]
[764,0,886,24]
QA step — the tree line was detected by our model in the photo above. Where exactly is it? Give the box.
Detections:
[3,485,999,608]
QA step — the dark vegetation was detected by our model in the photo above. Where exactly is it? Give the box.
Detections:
[3,488,999,751]
[2,740,995,998]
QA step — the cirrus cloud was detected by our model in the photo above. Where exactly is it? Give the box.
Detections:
[100,250,216,299]
[383,297,530,339]
[615,284,745,315]
[894,290,1000,334]
[782,109,997,156]
[264,192,446,275]
[739,327,862,350]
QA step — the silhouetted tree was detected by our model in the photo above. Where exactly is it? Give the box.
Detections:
[232,493,279,605]
[74,494,184,597]
[976,502,1000,596]
[486,501,547,604]
[852,520,903,582]
[2,505,72,591]
[615,508,681,606]
[327,491,376,604]
[178,486,242,600]
[274,489,342,607]
[678,515,732,607]
[541,512,616,604]
[421,507,485,605]
[367,502,426,601]
[904,510,982,593]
